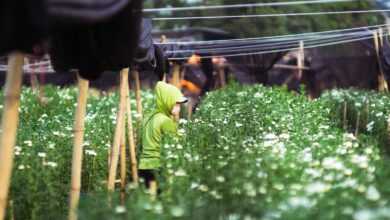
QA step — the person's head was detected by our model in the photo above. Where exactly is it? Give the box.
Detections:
[155,81,187,116]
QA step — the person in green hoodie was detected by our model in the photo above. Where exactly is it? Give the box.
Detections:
[138,81,187,190]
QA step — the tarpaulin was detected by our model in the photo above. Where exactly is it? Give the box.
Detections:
[227,53,285,84]
[134,19,155,69]
[380,36,390,81]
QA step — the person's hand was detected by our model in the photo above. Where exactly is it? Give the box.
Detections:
[171,104,181,120]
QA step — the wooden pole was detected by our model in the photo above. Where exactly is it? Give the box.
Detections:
[125,78,139,183]
[149,181,157,200]
[364,100,369,126]
[162,73,167,82]
[172,63,181,88]
[355,111,361,137]
[343,101,348,130]
[297,41,304,80]
[0,52,24,220]
[187,99,193,120]
[379,28,384,47]
[68,75,89,220]
[132,70,143,120]
[373,30,389,92]
[120,124,127,191]
[9,200,14,220]
[218,66,226,88]
[107,69,128,191]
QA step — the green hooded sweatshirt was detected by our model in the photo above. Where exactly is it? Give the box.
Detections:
[139,81,185,170]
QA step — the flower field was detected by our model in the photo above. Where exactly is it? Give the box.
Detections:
[4,84,390,220]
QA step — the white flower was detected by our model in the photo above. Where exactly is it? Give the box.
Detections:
[216,176,225,183]
[153,203,163,214]
[174,168,187,177]
[85,150,97,156]
[37,152,46,158]
[176,144,183,150]
[264,133,278,140]
[279,133,290,139]
[354,209,375,220]
[210,190,222,200]
[305,181,329,194]
[287,196,313,208]
[48,143,55,149]
[14,146,22,152]
[366,185,380,201]
[170,206,184,217]
[235,122,243,128]
[23,140,33,147]
[178,129,185,136]
[53,131,60,136]
[375,112,383,117]
[351,155,369,169]
[115,205,126,214]
[46,162,58,168]
[199,184,209,192]
[179,119,188,124]
[344,133,356,141]
[190,182,199,189]
[254,92,262,98]
[322,157,344,170]
[243,183,256,197]
[366,121,374,132]
[18,165,25,170]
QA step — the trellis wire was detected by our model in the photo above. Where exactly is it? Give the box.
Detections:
[152,9,390,21]
[144,0,356,12]
[168,31,390,60]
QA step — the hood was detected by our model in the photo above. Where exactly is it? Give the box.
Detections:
[155,81,185,116]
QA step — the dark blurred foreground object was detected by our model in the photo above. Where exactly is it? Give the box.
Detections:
[50,0,143,80]
[133,19,168,81]
[0,0,48,56]
[134,19,155,70]
[0,0,143,81]
[48,0,130,24]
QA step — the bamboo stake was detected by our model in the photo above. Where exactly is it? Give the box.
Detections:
[387,115,390,147]
[162,73,167,82]
[120,123,127,191]
[0,52,24,220]
[125,78,138,183]
[149,181,157,200]
[187,99,193,120]
[160,35,168,83]
[379,28,384,47]
[373,30,389,92]
[132,70,143,120]
[107,69,128,191]
[9,200,14,220]
[343,101,348,130]
[172,63,181,88]
[218,66,226,88]
[68,75,89,220]
[365,100,369,126]
[355,111,361,137]
[297,41,304,80]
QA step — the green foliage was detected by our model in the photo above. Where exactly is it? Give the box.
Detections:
[6,84,390,220]
[6,86,155,220]
[321,89,390,154]
[81,84,390,219]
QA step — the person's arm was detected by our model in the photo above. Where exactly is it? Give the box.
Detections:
[161,117,178,135]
